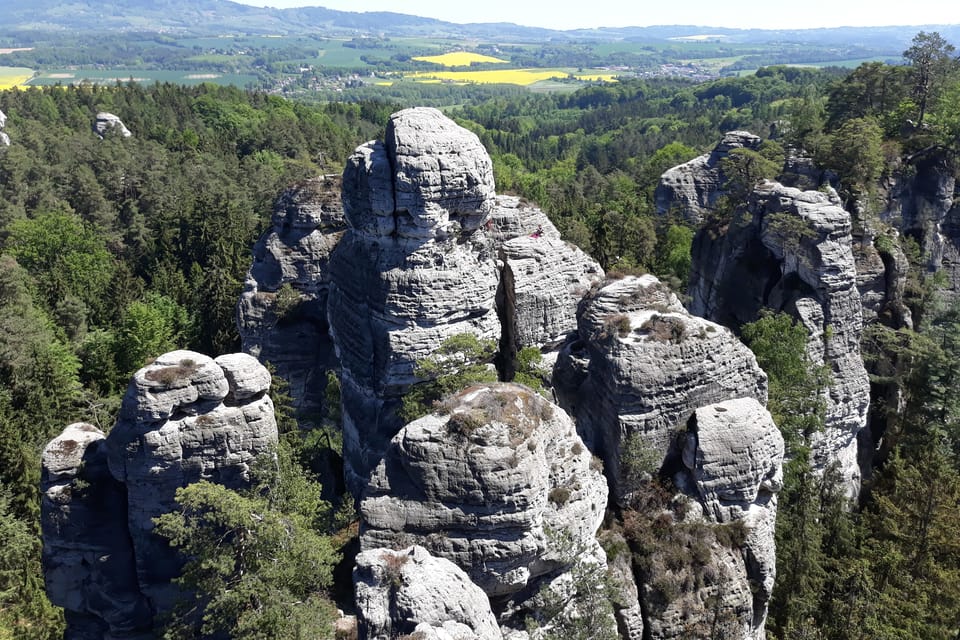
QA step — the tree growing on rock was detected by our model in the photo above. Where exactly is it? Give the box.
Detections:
[903,31,958,127]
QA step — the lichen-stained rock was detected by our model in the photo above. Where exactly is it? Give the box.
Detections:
[237,175,345,418]
[554,275,768,497]
[41,424,152,639]
[329,108,502,495]
[93,111,132,138]
[360,383,608,606]
[354,546,501,640]
[104,350,277,615]
[654,131,762,224]
[688,181,870,494]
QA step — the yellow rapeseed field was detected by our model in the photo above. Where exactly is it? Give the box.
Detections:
[404,68,618,86]
[412,52,509,67]
[0,67,33,90]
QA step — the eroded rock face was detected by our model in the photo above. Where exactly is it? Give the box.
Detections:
[654,131,762,224]
[688,181,870,494]
[329,108,502,495]
[360,383,608,626]
[554,274,768,497]
[354,546,501,640]
[238,175,345,419]
[93,111,132,138]
[43,350,278,638]
[42,424,151,640]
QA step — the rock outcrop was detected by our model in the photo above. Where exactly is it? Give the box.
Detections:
[354,546,501,640]
[359,383,609,630]
[687,181,870,493]
[42,350,277,638]
[327,107,602,495]
[0,132,9,147]
[654,131,762,224]
[554,274,768,496]
[238,175,345,420]
[0,108,6,129]
[42,424,152,639]
[93,111,132,138]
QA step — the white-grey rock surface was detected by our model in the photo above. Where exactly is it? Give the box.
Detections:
[688,180,870,494]
[0,108,6,129]
[42,350,278,638]
[554,274,768,496]
[0,131,10,147]
[361,383,608,607]
[654,131,762,224]
[238,175,345,418]
[354,546,501,640]
[93,111,132,138]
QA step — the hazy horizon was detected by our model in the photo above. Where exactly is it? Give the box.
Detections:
[231,0,960,31]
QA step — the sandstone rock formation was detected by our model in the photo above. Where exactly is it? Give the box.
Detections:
[0,107,6,129]
[687,180,870,493]
[238,175,345,419]
[554,274,768,496]
[42,350,277,637]
[881,149,960,299]
[42,424,152,639]
[327,107,602,495]
[93,111,132,138]
[0,132,9,147]
[654,131,762,224]
[360,383,609,630]
[354,546,501,640]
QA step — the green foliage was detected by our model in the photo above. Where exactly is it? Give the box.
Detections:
[719,145,782,202]
[398,333,497,422]
[654,223,694,286]
[153,480,338,640]
[903,31,959,126]
[826,117,885,197]
[6,210,115,320]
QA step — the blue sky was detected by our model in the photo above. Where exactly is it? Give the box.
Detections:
[232,0,960,31]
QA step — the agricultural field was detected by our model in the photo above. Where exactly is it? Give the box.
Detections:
[27,69,258,87]
[403,68,619,86]
[412,52,508,66]
[0,66,33,89]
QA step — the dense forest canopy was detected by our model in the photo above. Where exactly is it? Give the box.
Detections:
[1,28,960,639]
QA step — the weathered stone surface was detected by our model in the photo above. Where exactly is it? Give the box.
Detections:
[500,233,604,347]
[0,132,9,147]
[0,108,6,128]
[687,181,870,494]
[654,131,761,224]
[238,175,345,419]
[361,383,607,605]
[93,111,132,138]
[554,274,768,497]
[354,546,501,640]
[42,350,279,638]
[330,108,504,495]
[42,424,151,640]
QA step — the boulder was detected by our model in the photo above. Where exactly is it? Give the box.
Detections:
[43,350,278,637]
[93,111,132,138]
[354,546,501,640]
[238,175,345,419]
[654,131,762,224]
[0,131,9,147]
[553,274,768,497]
[361,384,608,598]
